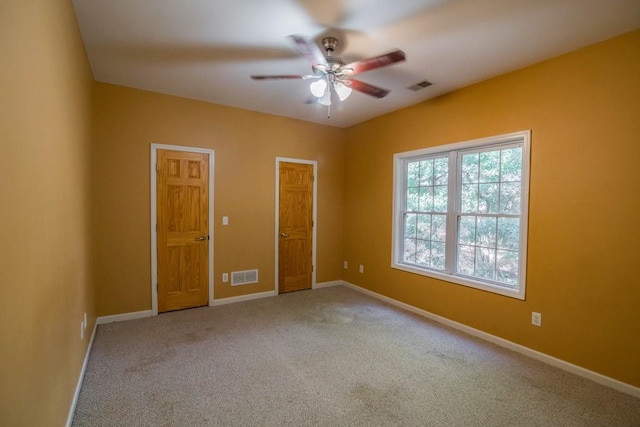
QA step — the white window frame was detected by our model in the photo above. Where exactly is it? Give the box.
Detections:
[392,131,531,300]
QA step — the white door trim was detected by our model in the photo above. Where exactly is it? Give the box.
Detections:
[150,143,215,315]
[274,157,318,295]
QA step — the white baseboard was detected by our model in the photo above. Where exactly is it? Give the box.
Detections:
[96,310,153,325]
[211,290,276,306]
[96,291,279,322]
[66,321,97,427]
[341,280,640,399]
[314,280,343,289]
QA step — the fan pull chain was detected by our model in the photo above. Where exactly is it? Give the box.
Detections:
[327,103,331,119]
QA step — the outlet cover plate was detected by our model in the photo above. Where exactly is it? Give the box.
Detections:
[532,312,542,327]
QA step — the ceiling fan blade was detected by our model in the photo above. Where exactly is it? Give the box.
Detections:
[344,50,406,75]
[346,79,390,98]
[288,35,328,67]
[251,74,316,80]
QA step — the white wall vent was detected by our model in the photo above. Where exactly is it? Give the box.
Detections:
[231,269,258,286]
[407,80,433,91]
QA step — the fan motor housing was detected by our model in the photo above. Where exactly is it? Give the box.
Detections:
[326,56,344,66]
[321,37,344,71]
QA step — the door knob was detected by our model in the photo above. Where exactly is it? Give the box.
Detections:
[195,235,208,241]
[280,232,289,238]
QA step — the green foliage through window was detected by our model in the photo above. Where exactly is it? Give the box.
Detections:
[404,157,448,270]
[394,132,530,298]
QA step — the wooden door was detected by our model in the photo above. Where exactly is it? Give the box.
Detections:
[278,162,313,293]
[157,149,209,312]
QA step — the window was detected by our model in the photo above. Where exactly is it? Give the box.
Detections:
[392,131,530,299]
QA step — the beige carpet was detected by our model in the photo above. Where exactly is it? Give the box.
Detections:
[73,286,640,426]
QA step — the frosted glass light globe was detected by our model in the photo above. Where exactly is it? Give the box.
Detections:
[334,82,352,101]
[318,90,332,106]
[310,79,327,97]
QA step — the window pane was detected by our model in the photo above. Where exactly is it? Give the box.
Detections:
[477,217,497,247]
[407,161,420,187]
[479,150,500,182]
[479,183,499,213]
[475,247,496,280]
[434,157,448,185]
[497,217,520,250]
[415,239,430,266]
[497,250,519,285]
[419,187,433,212]
[458,216,476,245]
[461,153,478,184]
[431,214,447,242]
[500,147,522,182]
[461,184,478,213]
[457,244,475,275]
[499,182,521,214]
[419,160,433,186]
[404,213,417,237]
[403,238,416,263]
[433,185,448,212]
[431,242,446,270]
[417,214,430,240]
[407,187,419,211]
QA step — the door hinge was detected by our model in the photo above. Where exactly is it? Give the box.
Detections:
[155,163,158,172]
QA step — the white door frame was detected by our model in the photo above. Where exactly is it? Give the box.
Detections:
[274,157,318,295]
[150,143,215,315]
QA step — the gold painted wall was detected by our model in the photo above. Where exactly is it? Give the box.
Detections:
[92,83,345,316]
[343,30,640,387]
[1,3,637,423]
[0,0,95,425]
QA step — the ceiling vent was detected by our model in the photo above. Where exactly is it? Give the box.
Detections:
[407,80,433,91]
[231,269,258,286]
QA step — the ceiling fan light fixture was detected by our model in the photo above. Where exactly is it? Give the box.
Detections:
[253,35,405,117]
[309,79,327,97]
[334,82,352,101]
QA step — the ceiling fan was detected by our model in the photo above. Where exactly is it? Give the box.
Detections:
[251,35,405,116]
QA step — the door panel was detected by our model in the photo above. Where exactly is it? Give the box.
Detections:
[157,149,209,312]
[278,162,313,293]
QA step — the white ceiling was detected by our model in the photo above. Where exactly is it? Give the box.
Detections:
[73,0,640,128]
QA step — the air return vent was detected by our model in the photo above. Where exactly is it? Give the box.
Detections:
[407,80,433,91]
[231,269,258,286]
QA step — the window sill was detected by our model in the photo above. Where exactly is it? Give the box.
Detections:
[391,262,525,300]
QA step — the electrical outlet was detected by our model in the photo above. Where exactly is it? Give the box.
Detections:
[532,312,542,327]
[343,261,348,269]
[222,216,229,225]
[359,265,364,273]
[222,273,229,282]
